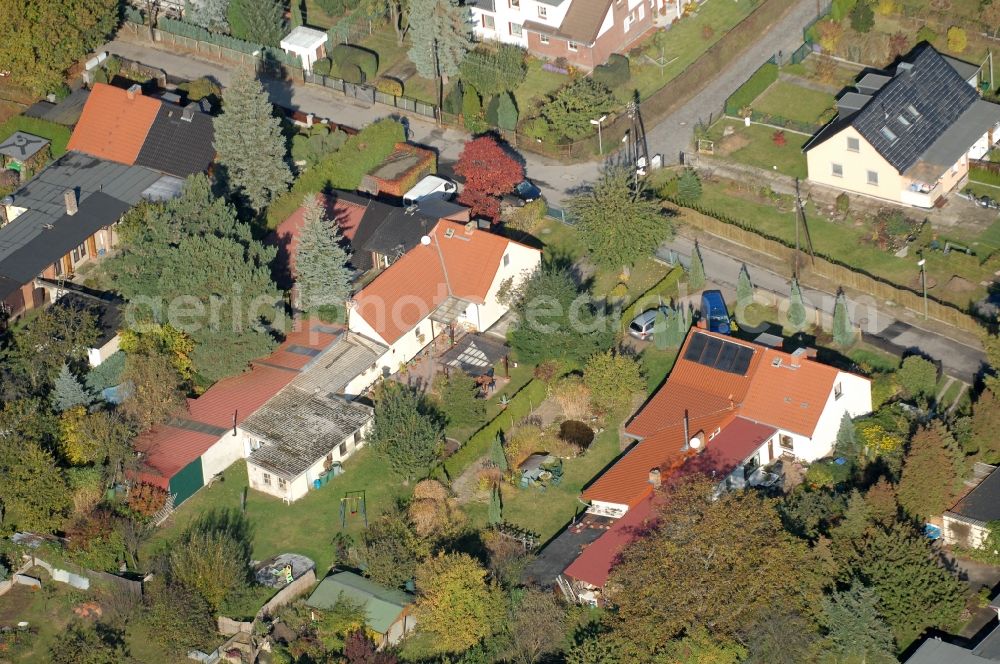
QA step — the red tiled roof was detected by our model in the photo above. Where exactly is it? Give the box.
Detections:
[66,83,161,165]
[351,220,522,344]
[133,323,344,482]
[583,330,854,507]
[563,495,657,588]
[681,417,777,479]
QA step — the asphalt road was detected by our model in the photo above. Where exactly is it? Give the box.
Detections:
[104,1,824,204]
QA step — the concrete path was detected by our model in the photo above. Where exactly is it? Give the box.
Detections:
[104,1,823,204]
[659,235,987,382]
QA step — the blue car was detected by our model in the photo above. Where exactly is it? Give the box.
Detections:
[700,290,731,334]
[514,179,542,203]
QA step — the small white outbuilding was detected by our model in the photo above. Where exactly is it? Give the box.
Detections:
[279,26,329,73]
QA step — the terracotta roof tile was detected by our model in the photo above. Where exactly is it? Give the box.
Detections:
[134,424,219,481]
[66,84,160,165]
[741,348,841,436]
[351,220,520,344]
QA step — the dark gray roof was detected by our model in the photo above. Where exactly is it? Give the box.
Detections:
[836,92,873,114]
[244,390,373,479]
[521,513,616,587]
[134,103,215,178]
[972,623,1000,660]
[22,88,91,126]
[51,287,124,348]
[950,466,1000,523]
[855,73,892,95]
[0,274,22,301]
[910,100,1000,177]
[806,45,991,174]
[852,45,979,173]
[0,132,50,162]
[0,152,160,284]
[943,55,982,84]
[906,639,994,663]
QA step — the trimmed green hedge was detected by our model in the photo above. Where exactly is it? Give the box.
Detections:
[266,118,405,228]
[332,44,378,82]
[443,379,548,478]
[593,53,631,89]
[725,62,778,116]
[0,115,71,157]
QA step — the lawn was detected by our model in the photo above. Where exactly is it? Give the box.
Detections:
[753,81,835,126]
[624,0,757,101]
[783,55,864,89]
[689,179,995,308]
[304,0,346,29]
[705,119,809,179]
[513,59,569,113]
[141,453,410,575]
[640,344,679,392]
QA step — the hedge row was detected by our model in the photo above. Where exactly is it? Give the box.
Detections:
[724,62,778,116]
[0,115,71,157]
[158,17,259,55]
[266,118,405,228]
[442,379,548,478]
[332,45,378,82]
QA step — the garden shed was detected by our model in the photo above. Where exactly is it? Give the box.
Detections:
[0,132,50,177]
[280,26,328,73]
[306,571,416,647]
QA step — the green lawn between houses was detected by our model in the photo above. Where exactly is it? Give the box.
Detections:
[752,80,836,126]
[704,118,810,179]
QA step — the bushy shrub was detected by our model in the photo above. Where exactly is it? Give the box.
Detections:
[830,0,859,21]
[676,168,702,203]
[485,95,501,126]
[947,26,967,53]
[341,63,364,84]
[312,58,333,77]
[916,25,937,44]
[332,44,378,81]
[593,53,631,89]
[533,360,562,383]
[462,84,486,133]
[443,81,464,115]
[375,77,404,96]
[316,0,351,17]
[559,420,595,451]
[128,482,169,517]
[177,76,221,102]
[459,44,527,96]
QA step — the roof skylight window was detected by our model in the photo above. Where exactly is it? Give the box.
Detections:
[880,126,897,142]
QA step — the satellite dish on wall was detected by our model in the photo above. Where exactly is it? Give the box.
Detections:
[420,235,431,246]
[688,437,701,450]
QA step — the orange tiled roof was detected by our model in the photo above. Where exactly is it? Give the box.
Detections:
[66,83,161,165]
[583,330,855,507]
[351,220,517,344]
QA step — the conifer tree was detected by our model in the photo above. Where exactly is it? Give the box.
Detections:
[736,264,753,309]
[821,586,895,662]
[228,0,285,46]
[834,412,859,460]
[214,67,292,213]
[897,423,962,520]
[833,290,855,347]
[488,486,502,525]
[687,241,705,291]
[52,364,91,412]
[294,195,352,312]
[406,0,473,109]
[787,278,807,331]
[489,433,508,473]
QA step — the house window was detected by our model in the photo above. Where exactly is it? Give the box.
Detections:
[537,5,547,18]
[262,472,272,486]
[539,34,549,44]
[897,114,911,127]
[339,442,348,457]
[278,477,287,490]
[846,137,859,152]
[510,22,522,36]
[568,41,578,52]
[638,5,644,19]
[834,382,843,400]
[779,435,794,451]
[880,126,897,142]
[71,242,87,264]
[831,163,843,178]
[482,14,495,29]
[510,0,519,7]
[354,431,362,444]
[53,260,63,277]
[867,170,879,186]
[744,453,759,479]
[906,103,921,119]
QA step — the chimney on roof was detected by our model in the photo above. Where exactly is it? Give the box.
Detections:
[648,467,662,488]
[64,189,78,216]
[126,83,141,100]
[464,220,476,235]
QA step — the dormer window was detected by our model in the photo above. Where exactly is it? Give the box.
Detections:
[906,104,920,118]
[880,126,897,142]
[897,114,910,127]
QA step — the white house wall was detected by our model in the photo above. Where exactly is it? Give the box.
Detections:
[479,242,542,332]
[200,432,245,484]
[471,0,570,46]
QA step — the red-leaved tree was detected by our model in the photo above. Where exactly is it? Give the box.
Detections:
[455,135,524,222]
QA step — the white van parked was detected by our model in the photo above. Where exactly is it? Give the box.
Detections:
[402,175,458,206]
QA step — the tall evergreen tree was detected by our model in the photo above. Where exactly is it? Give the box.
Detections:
[52,364,91,412]
[787,278,807,331]
[488,486,502,525]
[214,67,292,212]
[489,433,508,473]
[842,523,965,647]
[294,195,352,312]
[569,166,671,269]
[687,241,705,291]
[834,412,859,460]
[406,0,473,109]
[367,383,443,481]
[736,264,753,309]
[833,290,855,347]
[821,586,896,663]
[897,423,962,520]
[228,0,285,46]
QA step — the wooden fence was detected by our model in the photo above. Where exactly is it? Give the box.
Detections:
[675,205,984,333]
[971,159,1000,175]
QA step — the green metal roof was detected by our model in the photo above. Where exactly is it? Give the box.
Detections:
[306,571,414,634]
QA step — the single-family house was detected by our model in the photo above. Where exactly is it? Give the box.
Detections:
[238,331,387,503]
[279,26,329,73]
[942,463,1000,550]
[306,571,416,648]
[348,219,541,369]
[67,82,216,178]
[905,615,1000,663]
[582,329,872,518]
[0,152,167,319]
[469,0,661,69]
[133,323,345,505]
[805,44,1000,208]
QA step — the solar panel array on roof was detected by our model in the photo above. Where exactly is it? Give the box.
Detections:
[683,332,754,375]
